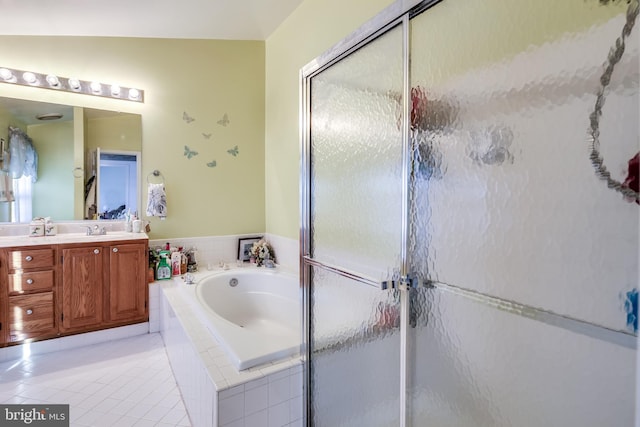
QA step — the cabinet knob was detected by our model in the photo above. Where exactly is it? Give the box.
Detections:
[26,309,33,315]
[26,278,33,285]
[94,249,100,254]
[112,247,119,253]
[25,255,33,262]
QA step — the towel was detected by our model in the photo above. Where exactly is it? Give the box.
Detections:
[146,183,167,218]
[85,175,96,219]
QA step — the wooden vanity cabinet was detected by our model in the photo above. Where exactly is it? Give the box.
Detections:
[3,247,58,343]
[0,237,148,347]
[59,240,148,334]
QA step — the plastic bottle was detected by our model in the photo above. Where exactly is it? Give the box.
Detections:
[171,251,182,276]
[156,251,172,280]
[124,210,133,232]
[180,253,188,274]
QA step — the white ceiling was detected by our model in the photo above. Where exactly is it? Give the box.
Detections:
[0,0,304,40]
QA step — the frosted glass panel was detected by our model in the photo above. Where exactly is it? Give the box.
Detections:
[309,266,401,426]
[407,287,636,426]
[310,25,404,280]
[408,0,639,331]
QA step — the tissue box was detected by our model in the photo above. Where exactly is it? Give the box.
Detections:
[45,224,57,236]
[29,223,44,237]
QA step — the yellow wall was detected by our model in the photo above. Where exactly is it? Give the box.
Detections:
[29,121,74,220]
[0,37,265,239]
[264,0,395,239]
[86,114,142,154]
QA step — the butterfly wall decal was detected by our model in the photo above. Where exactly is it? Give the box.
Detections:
[202,133,212,139]
[227,146,239,157]
[184,145,198,159]
[207,160,217,168]
[182,111,195,124]
[217,113,230,127]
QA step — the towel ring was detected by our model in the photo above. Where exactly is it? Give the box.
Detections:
[147,169,165,184]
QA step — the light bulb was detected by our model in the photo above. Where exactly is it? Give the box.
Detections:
[22,72,37,84]
[0,68,13,80]
[90,81,102,93]
[110,84,121,97]
[128,88,140,100]
[46,74,60,87]
[68,78,81,90]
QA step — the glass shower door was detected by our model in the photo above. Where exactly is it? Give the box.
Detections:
[303,0,638,425]
[303,23,406,426]
[406,0,638,425]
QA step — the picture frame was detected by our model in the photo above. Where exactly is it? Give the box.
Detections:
[237,236,262,262]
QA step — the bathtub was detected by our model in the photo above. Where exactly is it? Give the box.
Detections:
[179,267,300,370]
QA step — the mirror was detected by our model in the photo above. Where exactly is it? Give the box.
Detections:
[0,96,142,223]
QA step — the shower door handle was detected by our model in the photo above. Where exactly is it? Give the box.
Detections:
[381,273,421,290]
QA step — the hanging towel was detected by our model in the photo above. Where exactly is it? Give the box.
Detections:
[84,175,96,219]
[146,183,167,218]
[8,127,38,183]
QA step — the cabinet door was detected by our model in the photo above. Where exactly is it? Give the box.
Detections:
[108,243,147,323]
[9,292,56,342]
[61,246,104,330]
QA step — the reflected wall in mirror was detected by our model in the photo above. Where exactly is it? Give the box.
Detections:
[0,96,142,223]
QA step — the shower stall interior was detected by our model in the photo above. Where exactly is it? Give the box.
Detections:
[300,0,639,425]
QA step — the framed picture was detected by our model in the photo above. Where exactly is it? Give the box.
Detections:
[238,236,262,262]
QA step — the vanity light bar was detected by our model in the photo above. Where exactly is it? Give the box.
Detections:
[0,66,144,103]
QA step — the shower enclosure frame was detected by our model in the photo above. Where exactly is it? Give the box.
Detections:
[300,0,638,425]
[300,1,439,425]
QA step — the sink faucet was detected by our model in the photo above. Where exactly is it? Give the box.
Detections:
[85,225,107,236]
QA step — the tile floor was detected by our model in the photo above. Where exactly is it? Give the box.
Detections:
[0,333,191,427]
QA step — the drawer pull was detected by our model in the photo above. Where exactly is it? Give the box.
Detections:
[26,279,34,285]
[94,249,100,255]
[26,309,33,315]
[25,255,33,262]
[112,247,119,253]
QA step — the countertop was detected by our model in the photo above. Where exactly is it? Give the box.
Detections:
[0,231,149,248]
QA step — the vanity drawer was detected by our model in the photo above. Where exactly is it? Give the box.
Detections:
[8,270,54,294]
[9,292,56,342]
[7,248,54,270]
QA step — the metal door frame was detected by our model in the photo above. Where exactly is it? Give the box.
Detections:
[299,1,442,425]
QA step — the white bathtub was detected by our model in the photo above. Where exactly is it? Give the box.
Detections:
[180,268,300,370]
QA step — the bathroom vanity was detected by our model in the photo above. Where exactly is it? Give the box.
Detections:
[0,232,148,346]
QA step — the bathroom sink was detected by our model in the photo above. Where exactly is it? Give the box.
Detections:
[47,231,147,243]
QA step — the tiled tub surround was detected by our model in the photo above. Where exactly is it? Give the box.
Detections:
[149,233,300,276]
[159,272,303,427]
[152,233,302,426]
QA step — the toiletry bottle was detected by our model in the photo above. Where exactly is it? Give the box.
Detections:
[156,252,172,280]
[180,253,188,274]
[124,210,133,232]
[171,251,181,276]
